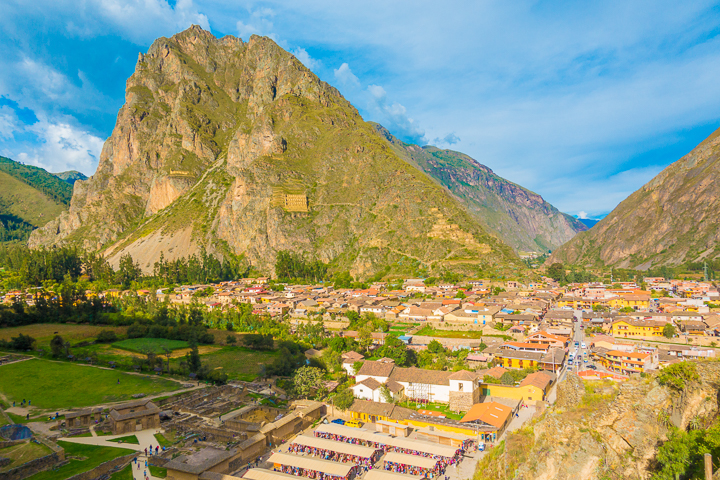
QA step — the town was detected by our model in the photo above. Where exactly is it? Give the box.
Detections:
[1,272,718,480]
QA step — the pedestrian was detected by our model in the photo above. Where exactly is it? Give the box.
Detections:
[144,448,148,455]
[134,457,137,464]
[117,379,120,384]
[155,446,159,454]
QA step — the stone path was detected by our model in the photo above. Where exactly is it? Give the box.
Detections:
[59,428,166,480]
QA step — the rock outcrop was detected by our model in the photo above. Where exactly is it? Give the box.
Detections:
[29,26,522,276]
[373,124,587,254]
[550,126,720,268]
[480,362,720,480]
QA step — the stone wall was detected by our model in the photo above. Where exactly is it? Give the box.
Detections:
[2,452,62,480]
[448,389,479,412]
[65,452,136,480]
[0,439,25,449]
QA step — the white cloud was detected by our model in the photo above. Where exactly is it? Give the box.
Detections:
[73,0,209,44]
[576,211,589,219]
[0,106,19,140]
[334,63,360,87]
[10,119,104,175]
[291,47,321,71]
[365,84,425,144]
[236,7,276,41]
[433,133,461,147]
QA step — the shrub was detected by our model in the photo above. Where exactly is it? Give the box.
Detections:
[96,330,118,343]
[657,362,699,390]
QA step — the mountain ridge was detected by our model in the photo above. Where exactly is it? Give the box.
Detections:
[550,124,720,269]
[29,26,524,278]
[371,124,587,253]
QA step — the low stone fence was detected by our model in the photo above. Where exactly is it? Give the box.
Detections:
[0,439,24,449]
[2,451,63,480]
[65,452,136,480]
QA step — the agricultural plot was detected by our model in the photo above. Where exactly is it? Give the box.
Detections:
[170,345,280,382]
[0,358,183,409]
[0,324,126,347]
[111,338,189,354]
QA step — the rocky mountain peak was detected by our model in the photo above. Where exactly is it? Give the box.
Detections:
[29,26,520,277]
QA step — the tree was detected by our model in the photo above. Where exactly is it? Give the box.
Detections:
[380,385,394,403]
[427,340,444,354]
[50,335,65,358]
[116,253,142,289]
[547,263,565,281]
[186,335,202,373]
[333,388,355,411]
[663,323,676,339]
[500,372,515,385]
[96,330,118,343]
[292,366,325,398]
[8,334,35,351]
[226,334,237,345]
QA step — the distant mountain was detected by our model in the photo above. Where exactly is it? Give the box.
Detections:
[0,157,70,242]
[53,170,88,185]
[372,124,587,253]
[29,26,522,278]
[551,126,720,269]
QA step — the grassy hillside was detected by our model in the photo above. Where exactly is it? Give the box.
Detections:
[0,157,73,205]
[0,170,68,242]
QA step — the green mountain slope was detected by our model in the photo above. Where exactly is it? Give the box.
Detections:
[30,26,523,278]
[53,170,88,185]
[0,163,69,242]
[0,157,73,205]
[372,124,587,253]
[551,125,720,268]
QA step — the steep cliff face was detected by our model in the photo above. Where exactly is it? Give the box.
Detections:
[372,124,586,253]
[550,126,720,268]
[29,26,521,277]
[477,363,720,480]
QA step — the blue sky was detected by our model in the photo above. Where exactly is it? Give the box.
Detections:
[2,1,720,218]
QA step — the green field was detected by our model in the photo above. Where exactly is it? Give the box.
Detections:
[0,359,183,409]
[0,441,52,472]
[169,345,279,381]
[112,338,189,354]
[26,441,134,480]
[109,464,134,480]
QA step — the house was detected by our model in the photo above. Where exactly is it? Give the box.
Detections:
[108,399,160,434]
[602,350,655,374]
[525,331,567,348]
[480,370,555,404]
[459,402,513,438]
[612,319,666,338]
[341,351,365,375]
[679,320,707,335]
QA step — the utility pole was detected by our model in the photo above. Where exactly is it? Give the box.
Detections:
[704,453,712,480]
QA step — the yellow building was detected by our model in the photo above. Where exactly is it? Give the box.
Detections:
[494,351,542,369]
[612,319,665,338]
[608,294,650,310]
